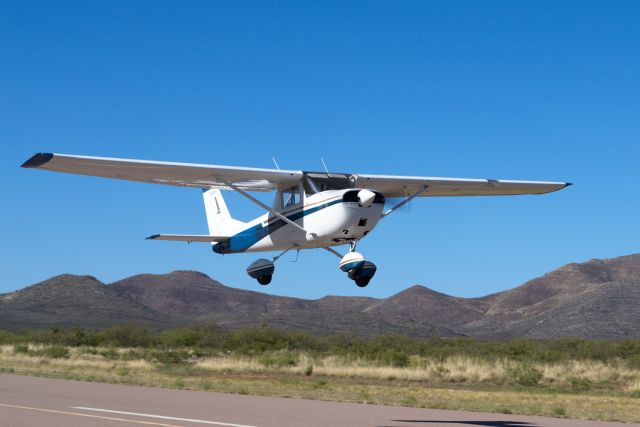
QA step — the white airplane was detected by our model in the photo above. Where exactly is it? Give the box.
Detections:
[22,153,571,287]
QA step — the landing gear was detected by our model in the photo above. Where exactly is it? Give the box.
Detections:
[246,248,295,285]
[246,258,275,285]
[355,276,370,288]
[338,241,377,287]
[257,274,272,285]
[346,260,377,287]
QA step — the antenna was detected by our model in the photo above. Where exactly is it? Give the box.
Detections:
[272,157,280,170]
[321,157,330,177]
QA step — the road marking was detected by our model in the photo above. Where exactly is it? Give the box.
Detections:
[0,403,183,426]
[72,407,258,427]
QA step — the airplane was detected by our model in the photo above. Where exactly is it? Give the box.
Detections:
[21,152,571,287]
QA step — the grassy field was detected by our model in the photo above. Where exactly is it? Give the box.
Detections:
[1,326,640,423]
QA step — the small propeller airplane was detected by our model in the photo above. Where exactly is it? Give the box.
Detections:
[22,153,571,287]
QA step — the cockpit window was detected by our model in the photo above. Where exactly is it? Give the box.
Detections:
[281,185,301,208]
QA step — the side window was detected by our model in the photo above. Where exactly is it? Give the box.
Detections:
[281,185,301,209]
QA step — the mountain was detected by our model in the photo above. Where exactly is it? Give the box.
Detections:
[460,254,640,339]
[109,271,458,337]
[0,274,170,329]
[1,254,639,339]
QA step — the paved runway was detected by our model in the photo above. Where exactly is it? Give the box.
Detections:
[0,374,637,427]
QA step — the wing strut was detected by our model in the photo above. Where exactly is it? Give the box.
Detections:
[220,178,317,240]
[324,247,343,258]
[381,186,429,219]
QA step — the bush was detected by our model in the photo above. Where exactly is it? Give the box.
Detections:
[99,348,119,360]
[13,344,29,354]
[567,376,592,392]
[385,350,410,368]
[553,405,566,416]
[36,345,70,359]
[625,354,640,370]
[103,325,154,347]
[258,353,298,368]
[0,330,17,344]
[2,326,640,368]
[63,328,103,347]
[150,350,190,366]
[506,364,543,387]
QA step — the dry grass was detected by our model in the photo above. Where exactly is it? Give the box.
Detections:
[194,353,640,392]
[1,345,640,423]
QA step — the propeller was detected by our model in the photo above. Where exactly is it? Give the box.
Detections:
[385,197,412,213]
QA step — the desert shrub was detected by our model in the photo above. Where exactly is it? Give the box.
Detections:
[616,340,640,359]
[149,350,190,366]
[13,344,29,354]
[2,325,639,367]
[567,376,592,392]
[506,364,543,387]
[506,340,535,359]
[0,330,17,344]
[553,405,566,416]
[625,354,640,370]
[159,327,205,347]
[103,325,154,347]
[99,348,119,360]
[62,328,103,347]
[225,327,291,354]
[383,350,410,368]
[258,353,298,368]
[36,345,69,359]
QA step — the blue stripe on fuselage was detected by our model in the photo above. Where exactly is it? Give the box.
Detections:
[212,198,343,254]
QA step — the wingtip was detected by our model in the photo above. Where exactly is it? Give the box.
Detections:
[564,182,573,188]
[21,153,53,168]
[146,234,160,240]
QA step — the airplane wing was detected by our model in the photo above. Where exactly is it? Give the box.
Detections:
[22,152,570,197]
[21,153,302,192]
[352,174,571,197]
[146,234,230,242]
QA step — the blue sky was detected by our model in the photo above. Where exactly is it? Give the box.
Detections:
[1,1,638,299]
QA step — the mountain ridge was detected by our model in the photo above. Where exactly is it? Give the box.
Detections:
[1,253,639,339]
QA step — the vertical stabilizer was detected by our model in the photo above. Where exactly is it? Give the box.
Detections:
[202,189,245,237]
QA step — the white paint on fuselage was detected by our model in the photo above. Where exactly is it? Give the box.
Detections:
[231,189,384,253]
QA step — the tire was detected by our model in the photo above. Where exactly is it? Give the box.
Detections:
[355,276,370,287]
[257,275,272,285]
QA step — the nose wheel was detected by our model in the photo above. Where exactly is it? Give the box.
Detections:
[336,242,377,287]
[256,274,272,285]
[346,260,377,287]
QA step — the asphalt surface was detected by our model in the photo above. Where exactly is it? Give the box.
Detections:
[0,374,637,427]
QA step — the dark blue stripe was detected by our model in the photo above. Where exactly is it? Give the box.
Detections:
[213,199,343,254]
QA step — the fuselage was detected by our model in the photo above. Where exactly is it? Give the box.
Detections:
[212,188,385,254]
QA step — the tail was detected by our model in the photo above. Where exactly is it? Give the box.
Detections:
[202,189,246,238]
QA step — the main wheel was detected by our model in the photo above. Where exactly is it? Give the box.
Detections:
[257,275,272,285]
[355,276,370,287]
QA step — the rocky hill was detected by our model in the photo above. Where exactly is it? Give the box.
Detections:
[1,254,639,339]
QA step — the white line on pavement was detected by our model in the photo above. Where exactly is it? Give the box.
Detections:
[72,407,258,427]
[0,403,183,426]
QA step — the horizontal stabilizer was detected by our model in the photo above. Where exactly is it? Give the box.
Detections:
[146,234,231,242]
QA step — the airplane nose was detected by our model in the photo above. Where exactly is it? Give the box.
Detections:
[357,189,376,207]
